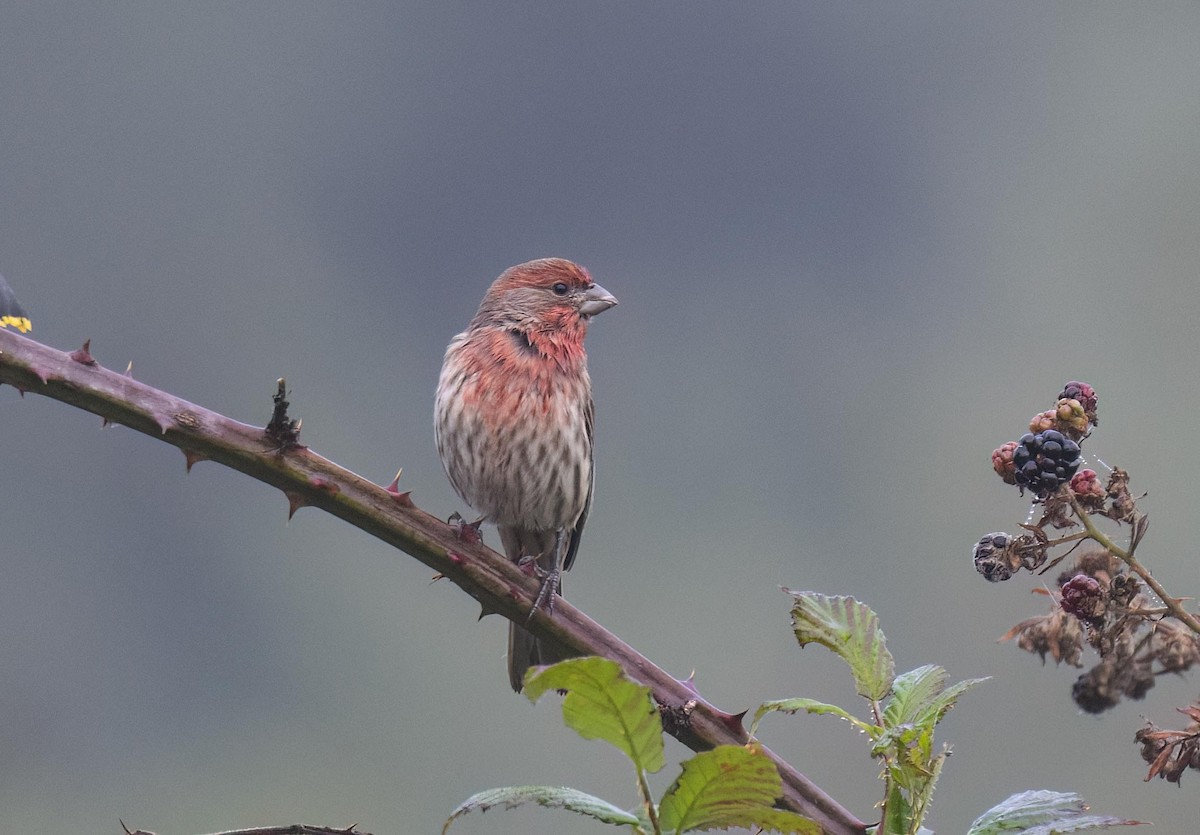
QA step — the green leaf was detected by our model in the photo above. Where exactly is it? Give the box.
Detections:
[878,779,912,835]
[906,745,946,833]
[884,665,989,730]
[442,785,642,833]
[883,665,947,728]
[966,790,1146,835]
[743,808,826,834]
[524,657,665,774]
[658,744,821,834]
[750,697,879,738]
[785,590,894,700]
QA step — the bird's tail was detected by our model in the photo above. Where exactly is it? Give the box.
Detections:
[508,619,565,693]
[501,527,566,692]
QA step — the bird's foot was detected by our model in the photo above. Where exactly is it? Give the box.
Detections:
[447,512,484,545]
[526,567,561,623]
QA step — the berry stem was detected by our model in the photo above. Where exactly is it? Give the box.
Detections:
[635,767,662,835]
[1069,495,1200,636]
[1043,531,1090,548]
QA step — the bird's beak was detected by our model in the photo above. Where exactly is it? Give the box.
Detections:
[580,283,618,317]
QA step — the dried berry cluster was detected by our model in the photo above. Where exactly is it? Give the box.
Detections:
[978,381,1200,784]
[999,550,1199,716]
[1137,705,1200,784]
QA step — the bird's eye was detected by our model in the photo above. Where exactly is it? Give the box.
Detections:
[551,282,569,296]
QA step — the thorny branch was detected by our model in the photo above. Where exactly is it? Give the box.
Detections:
[0,329,866,835]
[122,823,371,835]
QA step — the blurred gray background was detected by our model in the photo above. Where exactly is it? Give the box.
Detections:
[2,3,1199,833]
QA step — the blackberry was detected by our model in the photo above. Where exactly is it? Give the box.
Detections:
[1060,573,1105,623]
[1072,662,1120,714]
[991,441,1019,485]
[974,532,1016,581]
[1068,468,1105,509]
[1029,409,1057,434]
[1054,397,1089,439]
[1011,429,1082,497]
[1058,381,1098,425]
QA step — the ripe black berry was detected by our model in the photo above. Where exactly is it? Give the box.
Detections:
[1011,429,1082,497]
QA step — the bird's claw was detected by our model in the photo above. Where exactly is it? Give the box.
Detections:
[516,554,540,577]
[527,568,560,623]
[447,512,484,544]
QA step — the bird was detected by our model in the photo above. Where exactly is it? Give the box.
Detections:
[434,258,617,691]
[0,273,31,333]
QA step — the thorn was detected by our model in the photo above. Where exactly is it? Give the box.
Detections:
[285,491,307,520]
[713,708,748,737]
[69,339,96,366]
[124,361,134,378]
[478,600,501,620]
[430,571,446,582]
[183,449,206,473]
[101,416,111,428]
[152,412,173,435]
[385,468,403,492]
[29,364,50,384]
[676,671,700,696]
[386,471,415,506]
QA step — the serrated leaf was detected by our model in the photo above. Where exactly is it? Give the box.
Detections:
[883,665,948,727]
[785,590,894,700]
[750,698,879,738]
[908,745,947,832]
[658,744,821,834]
[741,808,825,834]
[966,790,1146,835]
[884,666,988,733]
[442,785,642,833]
[524,657,665,774]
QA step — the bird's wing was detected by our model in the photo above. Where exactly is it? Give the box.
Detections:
[562,394,594,573]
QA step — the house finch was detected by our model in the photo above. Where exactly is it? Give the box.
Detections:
[0,273,31,333]
[435,258,617,691]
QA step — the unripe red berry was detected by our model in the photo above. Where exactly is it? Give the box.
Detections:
[1069,468,1105,509]
[1060,573,1105,623]
[991,441,1019,485]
